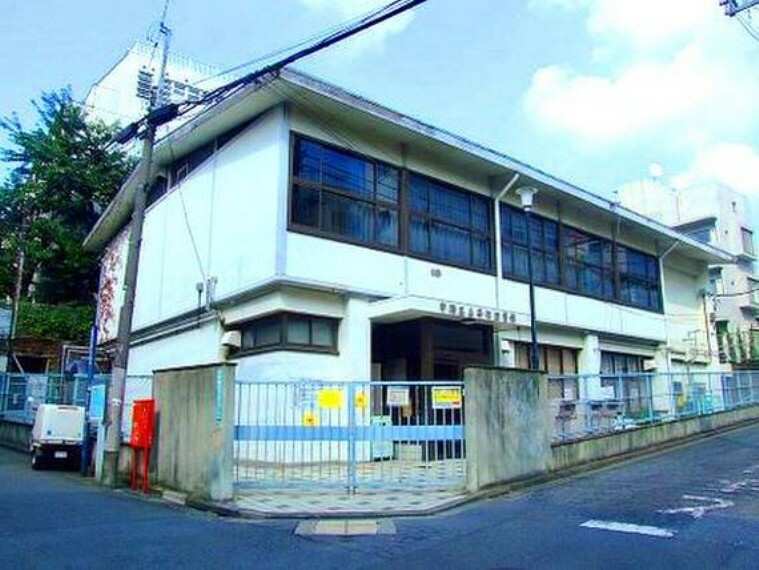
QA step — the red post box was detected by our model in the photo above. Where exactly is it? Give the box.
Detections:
[129,399,155,493]
[130,399,155,448]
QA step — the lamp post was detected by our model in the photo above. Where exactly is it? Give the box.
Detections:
[517,187,539,370]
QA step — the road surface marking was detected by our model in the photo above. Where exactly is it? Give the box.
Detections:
[658,495,734,519]
[580,520,675,539]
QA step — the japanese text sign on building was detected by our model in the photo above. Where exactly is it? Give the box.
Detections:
[439,301,518,325]
[431,386,463,410]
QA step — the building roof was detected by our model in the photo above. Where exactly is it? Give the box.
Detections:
[84,68,734,265]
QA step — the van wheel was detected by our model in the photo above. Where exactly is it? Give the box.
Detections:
[31,449,45,471]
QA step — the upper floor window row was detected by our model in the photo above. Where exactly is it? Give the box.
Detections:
[290,136,493,272]
[501,203,661,311]
[289,135,661,311]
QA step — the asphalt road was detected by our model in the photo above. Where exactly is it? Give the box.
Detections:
[2,424,759,569]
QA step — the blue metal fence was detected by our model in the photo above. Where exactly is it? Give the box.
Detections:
[234,380,466,492]
[547,371,759,442]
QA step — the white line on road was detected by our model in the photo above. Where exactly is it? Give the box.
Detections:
[581,520,676,539]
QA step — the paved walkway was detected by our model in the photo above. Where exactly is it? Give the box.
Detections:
[234,487,469,517]
[233,458,468,516]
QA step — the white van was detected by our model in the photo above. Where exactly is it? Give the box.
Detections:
[30,404,85,470]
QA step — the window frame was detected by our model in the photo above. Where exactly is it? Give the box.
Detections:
[288,133,496,275]
[499,203,663,313]
[741,227,755,256]
[232,312,340,356]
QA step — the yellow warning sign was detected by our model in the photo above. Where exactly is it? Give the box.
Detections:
[355,391,368,410]
[317,388,344,409]
[302,410,319,427]
[432,386,463,410]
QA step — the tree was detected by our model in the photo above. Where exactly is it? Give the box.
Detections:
[0,89,134,310]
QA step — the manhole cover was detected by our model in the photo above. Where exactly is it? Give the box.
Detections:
[295,519,396,536]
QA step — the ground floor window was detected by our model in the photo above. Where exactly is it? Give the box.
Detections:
[600,351,650,413]
[232,312,339,355]
[513,342,579,399]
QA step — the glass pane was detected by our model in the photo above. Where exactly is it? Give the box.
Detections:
[472,236,492,270]
[471,196,491,232]
[286,317,310,345]
[562,349,578,374]
[321,192,372,243]
[377,164,399,204]
[502,243,513,276]
[431,222,470,265]
[376,208,399,247]
[409,174,429,213]
[312,319,336,348]
[241,328,256,350]
[545,253,560,285]
[545,221,558,250]
[430,184,470,227]
[294,139,321,182]
[530,218,543,249]
[255,319,281,347]
[322,146,374,197]
[513,245,529,279]
[292,186,319,228]
[546,348,562,374]
[512,211,528,244]
[533,251,546,283]
[410,216,429,254]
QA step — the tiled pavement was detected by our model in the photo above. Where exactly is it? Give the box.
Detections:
[234,487,469,516]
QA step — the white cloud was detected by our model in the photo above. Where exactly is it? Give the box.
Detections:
[524,0,759,146]
[297,0,414,56]
[672,143,759,199]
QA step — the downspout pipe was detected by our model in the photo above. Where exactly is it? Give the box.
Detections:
[494,173,520,311]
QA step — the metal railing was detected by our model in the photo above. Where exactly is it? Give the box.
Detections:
[0,373,107,424]
[234,380,465,492]
[0,373,152,436]
[547,371,759,443]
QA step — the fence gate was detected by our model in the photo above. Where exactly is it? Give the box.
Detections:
[233,380,465,492]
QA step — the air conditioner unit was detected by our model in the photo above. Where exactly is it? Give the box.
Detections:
[220,330,241,349]
[643,359,657,371]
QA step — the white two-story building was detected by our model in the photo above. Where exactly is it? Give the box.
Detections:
[84,69,732,405]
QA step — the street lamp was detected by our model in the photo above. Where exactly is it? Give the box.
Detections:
[516,186,540,371]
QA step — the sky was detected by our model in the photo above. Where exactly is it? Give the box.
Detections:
[1,0,758,223]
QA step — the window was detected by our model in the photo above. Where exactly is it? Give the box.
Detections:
[513,343,579,399]
[170,142,214,188]
[617,246,660,311]
[291,137,400,248]
[409,173,493,270]
[237,313,339,354]
[501,205,559,285]
[741,227,755,256]
[708,267,723,296]
[600,351,649,412]
[564,227,615,299]
[686,225,712,245]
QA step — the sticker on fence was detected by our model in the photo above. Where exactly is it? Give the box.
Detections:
[317,388,343,409]
[355,391,368,410]
[386,386,410,407]
[302,410,319,427]
[432,386,462,409]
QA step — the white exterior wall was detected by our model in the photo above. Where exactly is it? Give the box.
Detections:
[128,107,285,332]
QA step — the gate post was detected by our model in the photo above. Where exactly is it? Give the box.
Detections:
[347,383,358,494]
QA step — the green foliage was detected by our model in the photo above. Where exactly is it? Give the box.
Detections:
[16,301,93,343]
[0,88,134,305]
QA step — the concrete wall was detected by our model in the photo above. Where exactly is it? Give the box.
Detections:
[153,363,235,501]
[0,419,31,452]
[464,367,552,492]
[463,365,759,491]
[550,404,759,474]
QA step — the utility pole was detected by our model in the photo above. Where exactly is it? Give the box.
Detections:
[101,21,171,486]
